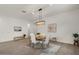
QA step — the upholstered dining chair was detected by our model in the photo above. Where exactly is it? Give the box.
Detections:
[30,33,39,48]
[43,35,50,48]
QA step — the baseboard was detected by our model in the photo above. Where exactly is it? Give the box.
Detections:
[57,40,73,44]
[0,39,14,44]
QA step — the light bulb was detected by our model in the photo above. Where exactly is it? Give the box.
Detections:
[27,24,30,28]
[49,4,53,6]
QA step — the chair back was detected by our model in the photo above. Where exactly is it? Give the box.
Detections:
[44,35,50,44]
[30,33,36,43]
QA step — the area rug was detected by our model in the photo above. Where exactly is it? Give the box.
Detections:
[40,44,61,55]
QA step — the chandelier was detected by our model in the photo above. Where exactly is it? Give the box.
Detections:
[35,8,45,26]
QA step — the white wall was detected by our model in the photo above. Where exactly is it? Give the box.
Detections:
[0,16,34,42]
[36,9,79,44]
[1,9,79,44]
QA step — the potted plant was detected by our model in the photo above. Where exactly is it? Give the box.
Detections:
[73,33,79,46]
[73,33,79,38]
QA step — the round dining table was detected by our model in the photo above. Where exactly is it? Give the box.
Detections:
[35,33,46,48]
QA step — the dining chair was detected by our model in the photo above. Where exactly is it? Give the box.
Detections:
[30,33,39,48]
[43,35,50,48]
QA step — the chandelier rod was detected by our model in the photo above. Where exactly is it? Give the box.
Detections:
[38,8,43,20]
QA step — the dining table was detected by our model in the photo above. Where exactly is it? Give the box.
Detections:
[35,33,46,48]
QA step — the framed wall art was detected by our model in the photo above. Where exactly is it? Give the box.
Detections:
[48,23,57,33]
[14,26,22,32]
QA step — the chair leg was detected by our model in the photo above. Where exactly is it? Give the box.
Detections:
[42,44,45,48]
[42,44,47,48]
[41,43,44,48]
[43,43,49,48]
[47,42,49,46]
[31,43,37,48]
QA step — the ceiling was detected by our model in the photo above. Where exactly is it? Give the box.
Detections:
[0,4,79,21]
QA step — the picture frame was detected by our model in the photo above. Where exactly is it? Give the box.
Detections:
[14,26,22,32]
[48,23,57,33]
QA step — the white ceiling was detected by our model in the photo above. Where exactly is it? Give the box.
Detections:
[0,4,79,21]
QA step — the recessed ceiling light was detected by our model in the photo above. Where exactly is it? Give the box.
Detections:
[49,4,53,6]
[22,10,26,13]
